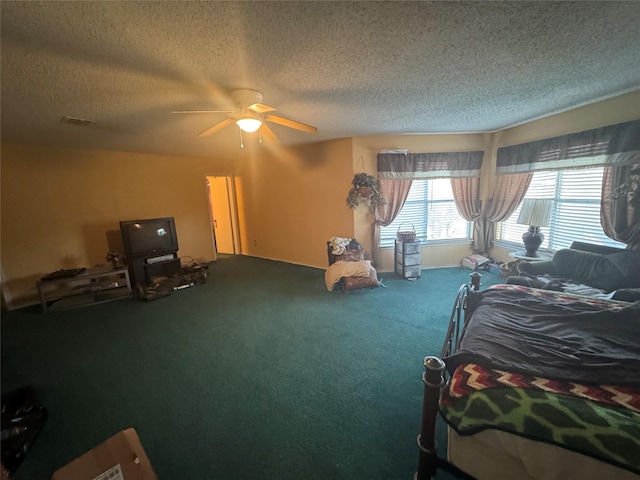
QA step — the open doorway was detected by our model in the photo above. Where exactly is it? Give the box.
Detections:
[206,176,241,256]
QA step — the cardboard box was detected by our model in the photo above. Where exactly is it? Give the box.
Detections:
[461,254,490,270]
[51,428,157,480]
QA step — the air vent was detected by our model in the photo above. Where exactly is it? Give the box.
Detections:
[60,116,93,127]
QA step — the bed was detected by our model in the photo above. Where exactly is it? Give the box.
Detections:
[415,283,640,480]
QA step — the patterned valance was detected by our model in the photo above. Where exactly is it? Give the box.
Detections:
[377,151,484,179]
[496,119,640,175]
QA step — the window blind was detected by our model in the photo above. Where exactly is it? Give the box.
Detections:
[497,168,625,250]
[380,179,471,247]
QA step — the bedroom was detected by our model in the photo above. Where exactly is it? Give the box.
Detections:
[1,2,640,478]
[2,2,639,309]
[3,92,638,308]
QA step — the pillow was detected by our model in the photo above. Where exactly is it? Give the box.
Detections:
[552,249,601,284]
[333,249,364,263]
[553,249,640,292]
[605,251,640,280]
[324,260,372,291]
[342,266,379,291]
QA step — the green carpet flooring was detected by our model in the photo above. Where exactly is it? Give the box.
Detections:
[1,256,501,479]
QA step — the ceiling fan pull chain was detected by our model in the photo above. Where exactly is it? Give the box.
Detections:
[239,129,244,149]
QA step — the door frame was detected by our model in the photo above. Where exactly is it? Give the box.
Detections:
[206,175,241,257]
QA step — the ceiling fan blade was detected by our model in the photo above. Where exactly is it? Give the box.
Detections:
[249,103,276,114]
[266,114,318,134]
[260,124,279,144]
[198,118,234,138]
[172,110,235,114]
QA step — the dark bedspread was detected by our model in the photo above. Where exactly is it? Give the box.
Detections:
[444,286,640,386]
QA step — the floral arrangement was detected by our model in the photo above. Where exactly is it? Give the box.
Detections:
[346,173,386,209]
[105,251,124,267]
[611,166,640,208]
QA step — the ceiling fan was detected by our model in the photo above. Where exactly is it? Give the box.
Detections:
[172,89,318,146]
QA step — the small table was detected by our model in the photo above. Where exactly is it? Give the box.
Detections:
[36,266,132,313]
[508,251,553,262]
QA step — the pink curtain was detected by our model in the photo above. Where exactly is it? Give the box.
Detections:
[601,164,640,249]
[476,173,532,254]
[450,177,482,251]
[375,150,483,261]
[371,179,412,266]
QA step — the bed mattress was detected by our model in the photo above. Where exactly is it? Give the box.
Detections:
[448,427,640,480]
[440,285,640,477]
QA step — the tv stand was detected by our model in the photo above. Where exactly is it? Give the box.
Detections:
[144,257,181,283]
[123,246,209,302]
[127,252,181,288]
[37,266,131,313]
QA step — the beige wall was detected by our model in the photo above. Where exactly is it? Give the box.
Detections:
[489,90,640,263]
[352,134,492,271]
[349,91,640,271]
[2,91,638,307]
[235,138,354,268]
[1,137,355,307]
[495,90,640,149]
[1,143,224,307]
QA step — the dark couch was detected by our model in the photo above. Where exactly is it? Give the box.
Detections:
[507,241,640,302]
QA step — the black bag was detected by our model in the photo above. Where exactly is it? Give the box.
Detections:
[347,239,362,251]
[1,386,48,474]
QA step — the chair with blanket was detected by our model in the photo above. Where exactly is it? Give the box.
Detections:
[506,241,640,302]
[325,238,379,293]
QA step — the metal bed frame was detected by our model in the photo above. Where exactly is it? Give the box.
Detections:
[414,272,481,480]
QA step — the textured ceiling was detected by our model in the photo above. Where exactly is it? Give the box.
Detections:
[2,1,640,159]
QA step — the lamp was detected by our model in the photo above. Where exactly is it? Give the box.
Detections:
[236,114,262,133]
[516,198,553,257]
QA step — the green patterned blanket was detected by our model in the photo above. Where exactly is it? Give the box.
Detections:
[440,285,640,474]
[440,363,640,474]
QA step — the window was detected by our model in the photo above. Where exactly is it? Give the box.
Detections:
[497,168,625,250]
[380,179,471,248]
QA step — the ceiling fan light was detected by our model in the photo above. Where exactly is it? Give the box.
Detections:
[236,117,262,133]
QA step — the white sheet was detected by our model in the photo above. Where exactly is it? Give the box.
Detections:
[328,236,352,255]
[324,260,372,291]
[447,427,638,480]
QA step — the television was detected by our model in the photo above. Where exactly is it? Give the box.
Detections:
[119,217,179,259]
